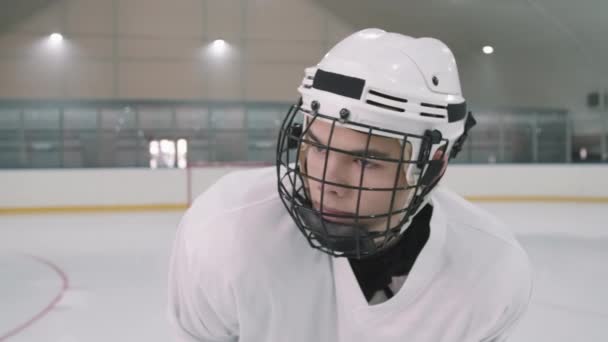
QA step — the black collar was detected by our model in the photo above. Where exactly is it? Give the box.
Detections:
[348,204,433,301]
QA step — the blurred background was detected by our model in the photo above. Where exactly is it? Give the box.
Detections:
[0,0,607,341]
[0,0,606,167]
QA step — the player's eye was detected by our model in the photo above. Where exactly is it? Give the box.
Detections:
[355,158,380,169]
[312,144,327,154]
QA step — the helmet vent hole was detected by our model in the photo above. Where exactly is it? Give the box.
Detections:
[365,100,405,112]
[368,89,408,103]
[420,112,446,119]
[420,102,446,109]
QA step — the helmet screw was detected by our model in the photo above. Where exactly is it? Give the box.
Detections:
[339,108,350,121]
[428,129,443,144]
[432,76,439,86]
[311,101,320,112]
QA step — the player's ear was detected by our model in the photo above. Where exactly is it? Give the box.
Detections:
[401,141,413,186]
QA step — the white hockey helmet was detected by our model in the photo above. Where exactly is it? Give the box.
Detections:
[277,28,475,258]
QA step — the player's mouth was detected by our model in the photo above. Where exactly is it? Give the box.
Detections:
[313,202,356,223]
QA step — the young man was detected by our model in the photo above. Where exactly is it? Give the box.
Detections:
[168,29,533,342]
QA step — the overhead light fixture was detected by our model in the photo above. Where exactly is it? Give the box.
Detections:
[206,39,230,58]
[212,39,226,50]
[49,33,64,44]
[482,45,494,55]
[211,39,227,54]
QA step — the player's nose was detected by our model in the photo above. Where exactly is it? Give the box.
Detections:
[317,153,351,197]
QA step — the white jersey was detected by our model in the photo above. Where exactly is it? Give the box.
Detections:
[167,166,532,342]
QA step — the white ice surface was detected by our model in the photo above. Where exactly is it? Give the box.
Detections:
[0,203,606,341]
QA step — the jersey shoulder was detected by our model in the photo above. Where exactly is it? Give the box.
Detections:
[432,186,520,248]
[178,167,282,264]
[431,185,532,300]
[191,166,278,215]
[177,166,307,275]
[431,186,533,331]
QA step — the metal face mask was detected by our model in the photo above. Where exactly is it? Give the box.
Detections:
[276,104,450,259]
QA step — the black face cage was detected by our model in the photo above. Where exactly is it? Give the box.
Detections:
[276,102,467,259]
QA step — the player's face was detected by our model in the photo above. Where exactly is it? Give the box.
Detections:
[302,118,413,233]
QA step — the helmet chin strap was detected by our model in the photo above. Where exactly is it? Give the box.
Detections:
[396,129,447,234]
[449,111,477,160]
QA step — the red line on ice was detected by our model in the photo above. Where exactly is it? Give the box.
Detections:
[0,254,69,341]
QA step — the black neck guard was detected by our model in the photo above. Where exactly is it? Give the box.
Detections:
[348,204,432,302]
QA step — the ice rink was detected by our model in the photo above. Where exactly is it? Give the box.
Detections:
[1,202,607,341]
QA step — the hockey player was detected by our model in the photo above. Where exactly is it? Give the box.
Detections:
[168,28,533,342]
